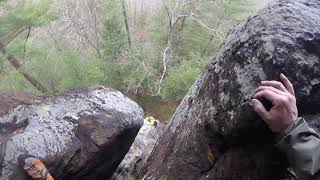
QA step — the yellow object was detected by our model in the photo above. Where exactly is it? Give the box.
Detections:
[146,116,158,127]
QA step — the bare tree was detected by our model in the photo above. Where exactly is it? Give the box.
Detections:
[200,0,230,57]
[156,0,225,95]
[34,0,106,60]
[156,0,195,95]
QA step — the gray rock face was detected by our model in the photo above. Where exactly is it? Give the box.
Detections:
[0,86,144,180]
[111,118,162,180]
[139,0,320,179]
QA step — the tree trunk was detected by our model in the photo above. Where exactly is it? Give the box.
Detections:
[121,0,131,48]
[0,41,50,94]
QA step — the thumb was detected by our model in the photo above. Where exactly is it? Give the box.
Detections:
[251,99,269,120]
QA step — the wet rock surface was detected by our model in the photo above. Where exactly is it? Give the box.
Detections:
[111,118,163,180]
[139,0,320,179]
[0,86,144,180]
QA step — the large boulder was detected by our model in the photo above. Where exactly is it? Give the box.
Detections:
[139,0,320,179]
[0,86,144,180]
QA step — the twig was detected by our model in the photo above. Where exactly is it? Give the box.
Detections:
[164,4,173,27]
[3,27,28,47]
[23,26,31,62]
[45,26,63,52]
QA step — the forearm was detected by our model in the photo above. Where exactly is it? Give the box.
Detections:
[276,118,320,180]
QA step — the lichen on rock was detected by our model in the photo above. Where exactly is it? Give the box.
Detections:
[139,0,320,179]
[0,86,144,180]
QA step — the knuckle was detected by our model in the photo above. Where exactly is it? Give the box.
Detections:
[289,95,296,103]
[259,90,266,95]
[260,89,267,94]
[275,83,283,89]
[265,89,272,93]
[278,97,288,104]
[283,96,291,103]
[286,94,295,100]
[274,81,281,86]
[283,95,296,105]
[279,84,285,89]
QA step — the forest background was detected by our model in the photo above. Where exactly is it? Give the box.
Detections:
[0,0,272,122]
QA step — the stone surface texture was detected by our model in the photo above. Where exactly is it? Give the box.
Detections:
[139,0,320,179]
[111,118,163,180]
[0,86,144,180]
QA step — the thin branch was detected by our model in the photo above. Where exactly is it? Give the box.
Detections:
[201,34,214,57]
[182,0,199,7]
[85,0,102,54]
[3,27,28,47]
[72,18,102,58]
[164,4,173,28]
[173,0,180,16]
[200,0,232,57]
[66,4,102,59]
[92,1,102,57]
[45,26,63,52]
[190,12,213,31]
[172,15,188,28]
[23,26,31,61]
[190,12,222,38]
[176,16,187,48]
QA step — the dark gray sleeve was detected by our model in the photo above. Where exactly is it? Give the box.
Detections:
[276,118,320,180]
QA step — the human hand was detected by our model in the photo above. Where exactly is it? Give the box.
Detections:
[251,74,298,132]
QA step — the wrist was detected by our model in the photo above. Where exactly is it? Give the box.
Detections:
[280,118,297,132]
[276,117,302,139]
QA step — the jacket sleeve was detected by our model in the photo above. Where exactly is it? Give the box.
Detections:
[276,117,320,180]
